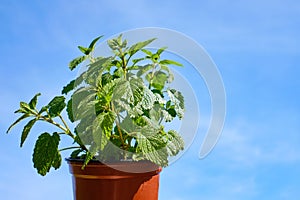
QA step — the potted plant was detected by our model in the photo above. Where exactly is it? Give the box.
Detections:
[7,34,185,200]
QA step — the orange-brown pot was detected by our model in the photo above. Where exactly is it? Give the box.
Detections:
[66,159,162,200]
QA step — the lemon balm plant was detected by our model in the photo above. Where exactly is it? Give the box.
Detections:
[7,35,185,177]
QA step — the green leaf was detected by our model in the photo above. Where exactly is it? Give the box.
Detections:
[159,59,183,66]
[29,93,41,109]
[165,130,184,156]
[33,132,61,176]
[48,96,66,117]
[6,113,30,133]
[107,38,119,50]
[128,38,156,56]
[135,129,168,167]
[161,109,173,122]
[66,98,74,122]
[160,65,174,83]
[88,36,103,50]
[17,102,33,114]
[116,34,123,46]
[69,55,87,70]
[138,87,155,110]
[62,80,75,95]
[101,72,113,86]
[167,107,176,117]
[71,87,97,120]
[83,150,95,169]
[141,49,153,56]
[132,58,145,66]
[137,64,152,77]
[156,47,167,56]
[151,71,168,90]
[113,78,144,106]
[52,150,62,170]
[20,118,37,147]
[77,36,103,55]
[111,79,130,100]
[86,57,113,86]
[92,111,116,150]
[167,89,185,119]
[78,46,89,55]
[70,149,83,158]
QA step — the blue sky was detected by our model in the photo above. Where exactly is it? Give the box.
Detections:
[1,0,300,199]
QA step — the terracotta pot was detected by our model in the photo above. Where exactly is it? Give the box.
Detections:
[66,159,162,200]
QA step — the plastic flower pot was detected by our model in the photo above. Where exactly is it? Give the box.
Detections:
[66,159,162,200]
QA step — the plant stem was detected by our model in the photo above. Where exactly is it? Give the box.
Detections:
[59,146,81,152]
[111,103,127,152]
[116,114,126,147]
[118,48,127,79]
[59,114,72,134]
[35,112,88,152]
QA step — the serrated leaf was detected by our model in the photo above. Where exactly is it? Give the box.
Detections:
[161,109,173,122]
[137,86,155,110]
[159,59,183,66]
[165,130,184,156]
[149,104,161,121]
[111,79,129,100]
[151,71,168,90]
[71,87,97,120]
[66,98,74,122]
[6,113,30,133]
[20,118,37,147]
[101,72,113,86]
[48,96,66,117]
[121,39,127,48]
[137,64,152,77]
[86,57,113,86]
[62,80,75,95]
[33,132,60,176]
[69,55,87,70]
[83,150,95,169]
[116,34,123,46]
[135,130,168,167]
[167,89,185,119]
[52,150,62,170]
[160,65,174,83]
[29,93,41,109]
[107,38,119,50]
[129,38,156,56]
[92,111,116,150]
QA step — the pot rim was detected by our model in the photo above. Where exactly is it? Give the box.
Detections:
[65,157,162,174]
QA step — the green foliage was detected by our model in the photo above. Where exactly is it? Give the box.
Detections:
[20,118,37,147]
[33,132,61,176]
[62,80,75,95]
[69,56,87,71]
[7,34,186,175]
[128,38,156,56]
[29,93,41,109]
[48,96,66,117]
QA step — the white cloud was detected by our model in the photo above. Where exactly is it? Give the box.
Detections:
[215,119,300,168]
